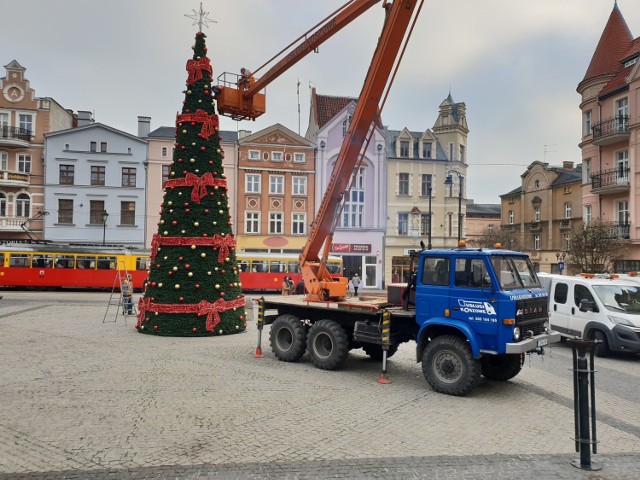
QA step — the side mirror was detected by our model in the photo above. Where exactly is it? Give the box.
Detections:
[579,298,596,312]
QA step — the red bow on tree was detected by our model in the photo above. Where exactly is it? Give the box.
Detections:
[186,57,212,84]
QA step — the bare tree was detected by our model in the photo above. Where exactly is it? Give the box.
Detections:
[467,226,521,251]
[567,219,629,273]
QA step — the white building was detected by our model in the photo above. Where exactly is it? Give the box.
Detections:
[43,112,147,247]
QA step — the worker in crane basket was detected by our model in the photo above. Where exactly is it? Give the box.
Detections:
[237,67,255,90]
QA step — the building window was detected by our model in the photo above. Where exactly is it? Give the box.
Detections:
[91,166,105,186]
[16,193,30,217]
[0,112,8,129]
[488,224,494,232]
[398,213,408,235]
[460,145,466,163]
[534,205,541,222]
[121,167,136,187]
[162,165,170,185]
[161,147,168,157]
[58,199,73,224]
[245,212,260,233]
[246,173,261,193]
[293,153,305,163]
[448,143,455,161]
[564,202,572,219]
[121,201,135,225]
[248,150,260,161]
[269,212,283,234]
[292,176,307,195]
[1,151,8,170]
[269,175,284,195]
[398,173,409,196]
[420,213,430,236]
[59,165,75,185]
[340,167,365,228]
[90,141,97,152]
[90,200,105,224]
[508,210,514,224]
[18,154,31,173]
[18,114,33,133]
[400,140,409,157]
[616,97,629,130]
[421,174,432,196]
[0,193,6,216]
[564,234,571,251]
[422,142,432,158]
[100,142,107,152]
[342,115,352,137]
[271,152,283,162]
[583,110,592,136]
[617,200,629,226]
[583,158,591,183]
[534,234,540,251]
[292,213,306,235]
[584,205,592,223]
[616,150,629,182]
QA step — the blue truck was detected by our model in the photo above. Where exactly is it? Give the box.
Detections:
[260,245,560,396]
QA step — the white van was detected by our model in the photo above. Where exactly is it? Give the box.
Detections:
[538,273,640,357]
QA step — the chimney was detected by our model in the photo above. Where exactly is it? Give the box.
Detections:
[238,129,252,139]
[138,116,151,138]
[563,161,574,171]
[77,110,94,127]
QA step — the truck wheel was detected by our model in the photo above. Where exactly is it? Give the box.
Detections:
[362,344,398,361]
[269,314,307,362]
[481,354,522,381]
[307,319,349,370]
[593,330,610,358]
[422,336,481,396]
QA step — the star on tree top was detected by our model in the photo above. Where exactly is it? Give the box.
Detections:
[185,2,217,32]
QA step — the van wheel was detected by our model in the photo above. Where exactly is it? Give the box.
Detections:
[269,314,307,362]
[362,343,398,361]
[307,319,349,370]
[481,354,523,381]
[422,335,481,396]
[593,330,610,358]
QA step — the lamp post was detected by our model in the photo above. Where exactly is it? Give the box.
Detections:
[143,160,149,248]
[427,185,432,250]
[445,172,464,243]
[101,209,109,246]
[556,252,566,275]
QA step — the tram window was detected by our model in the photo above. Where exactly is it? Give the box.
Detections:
[0,253,4,266]
[76,256,96,269]
[326,263,340,274]
[287,261,299,273]
[9,254,31,268]
[55,255,74,268]
[239,261,249,272]
[97,256,117,270]
[270,261,286,273]
[136,257,150,271]
[252,261,268,272]
[32,255,53,268]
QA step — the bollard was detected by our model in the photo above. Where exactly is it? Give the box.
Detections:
[254,297,265,358]
[377,310,391,384]
[568,338,600,471]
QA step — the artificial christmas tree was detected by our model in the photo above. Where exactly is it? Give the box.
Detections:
[137,30,246,337]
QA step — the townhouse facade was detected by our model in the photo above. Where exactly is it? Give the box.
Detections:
[500,160,582,274]
[306,89,387,288]
[0,60,74,242]
[577,2,640,271]
[385,94,469,285]
[144,121,238,249]
[236,124,316,254]
[43,112,148,247]
[465,202,501,244]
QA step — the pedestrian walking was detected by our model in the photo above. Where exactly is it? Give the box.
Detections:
[351,273,361,296]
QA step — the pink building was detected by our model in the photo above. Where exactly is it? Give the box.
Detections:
[578,3,640,271]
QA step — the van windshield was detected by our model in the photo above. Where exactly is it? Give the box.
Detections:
[490,255,541,290]
[592,285,640,314]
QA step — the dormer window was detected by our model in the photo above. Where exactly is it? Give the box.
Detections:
[400,140,409,157]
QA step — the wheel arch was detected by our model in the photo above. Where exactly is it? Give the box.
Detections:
[416,319,482,362]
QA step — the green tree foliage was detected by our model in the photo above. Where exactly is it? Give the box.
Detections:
[567,219,629,273]
[137,32,246,336]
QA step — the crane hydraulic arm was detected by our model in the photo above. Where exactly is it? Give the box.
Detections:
[216,0,380,121]
[301,0,421,301]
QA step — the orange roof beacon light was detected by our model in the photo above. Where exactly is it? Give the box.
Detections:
[458,240,467,248]
[494,243,503,249]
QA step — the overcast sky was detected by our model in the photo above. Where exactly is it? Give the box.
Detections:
[5,0,639,204]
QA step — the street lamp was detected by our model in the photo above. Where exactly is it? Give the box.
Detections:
[556,252,566,275]
[444,171,464,243]
[143,160,149,248]
[101,209,109,246]
[427,185,432,250]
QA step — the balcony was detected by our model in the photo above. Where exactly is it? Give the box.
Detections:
[0,216,28,232]
[591,115,629,146]
[560,219,572,230]
[0,126,32,147]
[591,167,630,194]
[0,170,30,187]
[608,223,630,240]
[529,221,542,231]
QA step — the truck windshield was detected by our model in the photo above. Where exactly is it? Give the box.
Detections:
[592,285,640,314]
[490,255,541,290]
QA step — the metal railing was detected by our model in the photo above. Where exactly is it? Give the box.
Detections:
[591,167,630,189]
[0,126,32,141]
[591,115,629,140]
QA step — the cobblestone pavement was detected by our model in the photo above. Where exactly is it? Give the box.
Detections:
[1,291,639,479]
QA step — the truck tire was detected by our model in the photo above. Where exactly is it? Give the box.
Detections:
[481,354,522,381]
[269,314,307,362]
[307,319,349,370]
[593,330,610,358]
[362,343,398,361]
[421,335,481,396]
